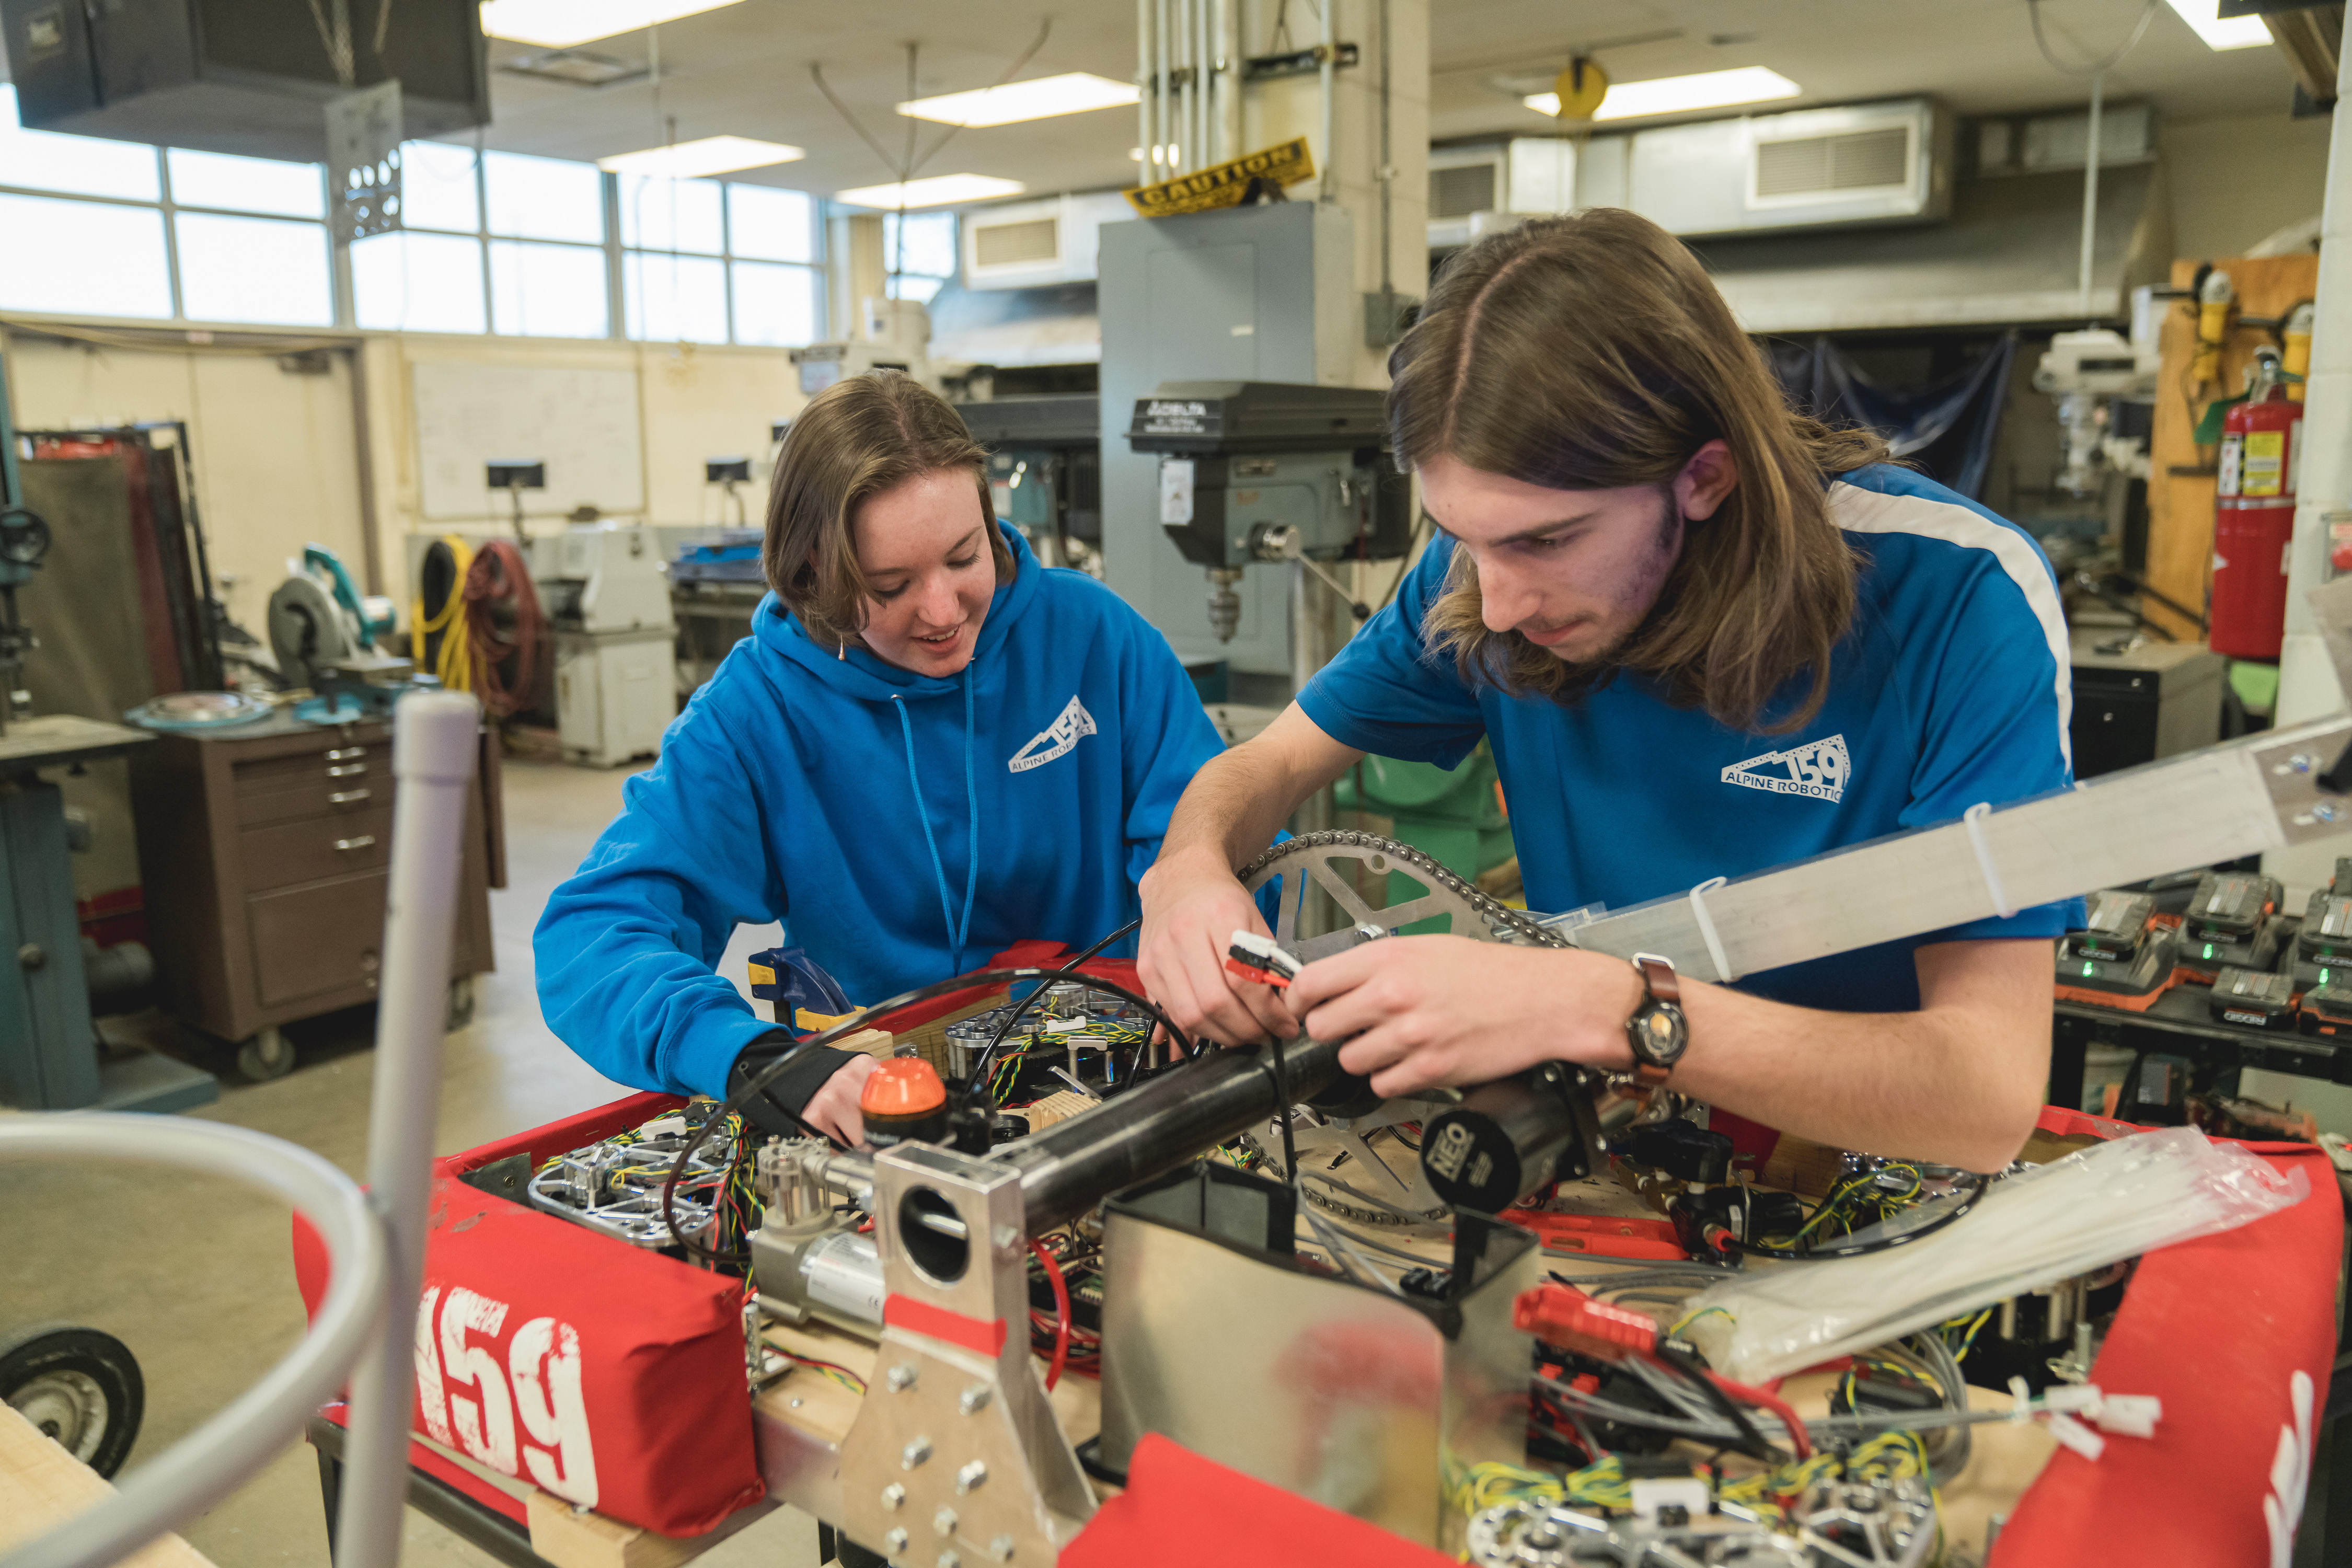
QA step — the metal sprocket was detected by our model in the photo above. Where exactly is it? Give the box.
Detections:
[1237,830,1570,962]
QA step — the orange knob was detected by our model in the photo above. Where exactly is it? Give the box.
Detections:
[860,1056,947,1117]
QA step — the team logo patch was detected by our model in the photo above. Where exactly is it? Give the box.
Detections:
[1721,734,1850,802]
[1009,695,1097,773]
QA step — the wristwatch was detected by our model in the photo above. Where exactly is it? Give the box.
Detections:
[1624,953,1689,1088]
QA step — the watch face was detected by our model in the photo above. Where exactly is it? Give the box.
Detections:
[1633,1003,1688,1065]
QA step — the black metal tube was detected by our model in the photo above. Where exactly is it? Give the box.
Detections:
[1007,1036,1348,1232]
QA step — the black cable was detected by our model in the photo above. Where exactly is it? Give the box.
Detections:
[662,963,1188,1261]
[1649,1344,1781,1464]
[1721,1173,1992,1262]
[965,917,1145,1100]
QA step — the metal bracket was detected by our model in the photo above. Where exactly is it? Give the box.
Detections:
[839,1144,1093,1565]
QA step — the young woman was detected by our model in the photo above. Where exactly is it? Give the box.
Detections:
[537,373,1226,1144]
[1140,209,2073,1174]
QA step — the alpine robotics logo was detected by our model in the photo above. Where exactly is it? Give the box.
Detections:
[1721,734,1850,803]
[1009,695,1098,773]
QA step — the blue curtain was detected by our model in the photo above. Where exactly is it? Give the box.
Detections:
[1766,331,2017,501]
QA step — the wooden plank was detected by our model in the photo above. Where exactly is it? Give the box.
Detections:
[2145,253,2321,639]
[525,1490,771,1568]
[0,1403,215,1566]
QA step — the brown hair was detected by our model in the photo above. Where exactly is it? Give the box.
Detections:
[1391,208,1888,733]
[762,372,1012,647]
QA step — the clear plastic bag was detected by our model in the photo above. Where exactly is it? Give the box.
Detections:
[1680,1127,2308,1382]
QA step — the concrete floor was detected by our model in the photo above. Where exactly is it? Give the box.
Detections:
[2,757,815,1566]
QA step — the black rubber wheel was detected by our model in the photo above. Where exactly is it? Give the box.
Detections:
[0,1324,144,1477]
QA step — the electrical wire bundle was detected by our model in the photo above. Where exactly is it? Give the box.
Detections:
[1026,1233,1102,1387]
[460,537,546,718]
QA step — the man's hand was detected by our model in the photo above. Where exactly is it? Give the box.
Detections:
[1286,937,1642,1097]
[1138,850,1298,1045]
[799,1054,879,1146]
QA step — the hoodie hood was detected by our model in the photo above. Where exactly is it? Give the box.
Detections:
[756,520,1043,703]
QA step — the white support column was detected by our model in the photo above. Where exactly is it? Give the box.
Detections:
[2267,41,2352,895]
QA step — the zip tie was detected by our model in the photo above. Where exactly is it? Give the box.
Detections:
[1688,876,1733,982]
[1963,802,2017,919]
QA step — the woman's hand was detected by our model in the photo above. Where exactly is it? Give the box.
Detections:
[800,1054,880,1146]
[1286,938,1643,1097]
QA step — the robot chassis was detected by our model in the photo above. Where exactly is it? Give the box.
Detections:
[739,665,2352,1566]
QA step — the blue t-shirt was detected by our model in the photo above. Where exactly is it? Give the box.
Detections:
[1299,464,2078,1014]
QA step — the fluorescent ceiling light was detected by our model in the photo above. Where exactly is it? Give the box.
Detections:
[479,0,743,49]
[899,72,1140,128]
[2163,0,2273,50]
[598,136,804,178]
[1523,65,1802,122]
[834,174,1027,209]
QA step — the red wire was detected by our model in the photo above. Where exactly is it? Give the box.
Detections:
[1029,1238,1071,1393]
[1704,1368,1813,1461]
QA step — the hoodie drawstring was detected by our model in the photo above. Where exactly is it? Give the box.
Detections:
[891,673,980,974]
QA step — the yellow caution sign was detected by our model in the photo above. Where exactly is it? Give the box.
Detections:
[1124,136,1317,218]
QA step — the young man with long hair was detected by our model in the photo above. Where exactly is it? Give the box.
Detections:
[1139,210,2071,1173]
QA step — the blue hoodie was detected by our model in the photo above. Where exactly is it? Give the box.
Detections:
[534,524,1226,1100]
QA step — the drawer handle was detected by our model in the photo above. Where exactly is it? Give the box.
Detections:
[325,746,367,761]
[329,789,371,805]
[335,835,377,851]
[326,763,368,778]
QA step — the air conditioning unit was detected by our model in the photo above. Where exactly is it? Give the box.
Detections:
[1630,98,1951,239]
[1427,140,1576,248]
[962,191,1135,291]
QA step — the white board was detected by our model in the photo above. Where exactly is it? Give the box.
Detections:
[412,361,645,522]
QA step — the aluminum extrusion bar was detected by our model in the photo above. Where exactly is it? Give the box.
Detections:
[1565,717,2352,981]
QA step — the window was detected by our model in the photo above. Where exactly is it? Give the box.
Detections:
[0,193,172,318]
[352,230,488,333]
[0,87,825,341]
[882,211,957,303]
[176,212,334,326]
[622,179,820,347]
[490,240,608,338]
[0,86,158,200]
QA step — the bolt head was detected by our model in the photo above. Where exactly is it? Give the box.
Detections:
[993,1223,1022,1251]
[956,1460,988,1494]
[934,1505,959,1536]
[902,1437,933,1469]
[882,1483,907,1511]
[885,1528,910,1553]
[988,1536,1017,1562]
[938,1553,962,1568]
[887,1363,919,1392]
[959,1383,993,1415]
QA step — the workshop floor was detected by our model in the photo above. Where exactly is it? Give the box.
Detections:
[2,756,820,1567]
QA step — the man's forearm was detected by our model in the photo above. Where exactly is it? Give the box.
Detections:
[1156,737,1322,875]
[1669,982,2047,1173]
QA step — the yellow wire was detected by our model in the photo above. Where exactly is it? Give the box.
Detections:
[413,534,476,694]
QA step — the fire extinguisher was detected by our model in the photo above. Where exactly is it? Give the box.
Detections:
[2211,348,2300,661]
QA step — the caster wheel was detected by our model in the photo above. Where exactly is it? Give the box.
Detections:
[0,1324,144,1477]
[236,1025,294,1081]
[445,974,477,1032]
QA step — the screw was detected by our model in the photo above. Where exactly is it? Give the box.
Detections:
[959,1383,993,1415]
[956,1460,988,1494]
[882,1483,906,1511]
[885,1527,910,1553]
[938,1554,962,1568]
[994,1223,1022,1251]
[887,1363,919,1392]
[988,1536,1017,1562]
[2293,753,2319,773]
[935,1506,959,1536]
[788,1397,802,1409]
[902,1437,933,1469]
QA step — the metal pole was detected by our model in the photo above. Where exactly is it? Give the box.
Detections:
[1137,0,1155,181]
[1291,559,1334,845]
[1195,0,1210,172]
[1378,0,1392,297]
[2078,71,2103,317]
[0,1117,386,1568]
[0,328,22,508]
[1156,0,1172,180]
[333,690,482,1568]
[1319,0,1336,203]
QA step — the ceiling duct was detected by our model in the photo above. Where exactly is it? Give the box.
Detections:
[962,192,1135,291]
[0,0,488,160]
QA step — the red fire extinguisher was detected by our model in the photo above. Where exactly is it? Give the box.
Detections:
[2211,350,2301,661]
